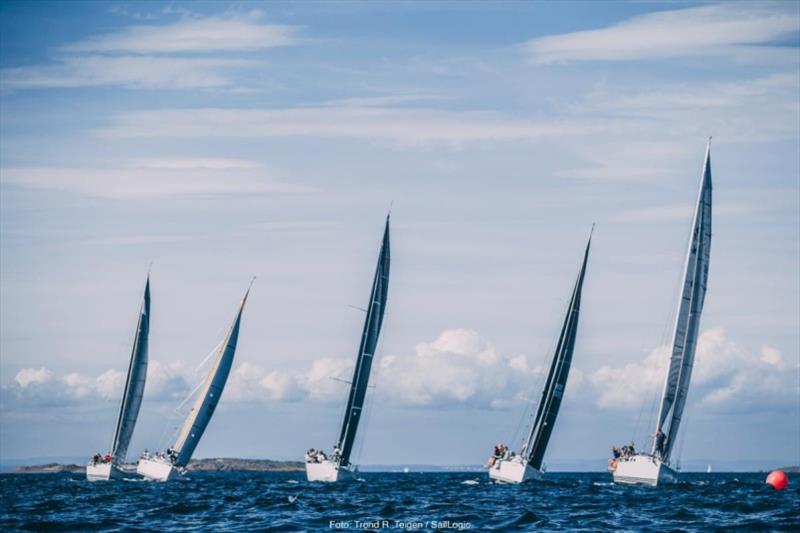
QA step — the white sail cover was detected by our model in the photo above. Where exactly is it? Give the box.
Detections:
[653,141,713,462]
[171,286,250,467]
[110,275,150,463]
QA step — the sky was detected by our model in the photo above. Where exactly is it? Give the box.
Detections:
[1,1,798,470]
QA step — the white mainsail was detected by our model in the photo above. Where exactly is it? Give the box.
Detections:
[170,283,251,467]
[110,275,150,464]
[653,140,713,462]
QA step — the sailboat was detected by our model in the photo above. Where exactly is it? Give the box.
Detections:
[137,281,252,481]
[86,274,151,482]
[488,230,592,484]
[610,140,713,486]
[305,215,390,482]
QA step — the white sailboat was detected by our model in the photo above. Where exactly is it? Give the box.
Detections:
[610,140,713,486]
[86,274,150,481]
[137,281,252,481]
[305,215,390,482]
[488,230,592,484]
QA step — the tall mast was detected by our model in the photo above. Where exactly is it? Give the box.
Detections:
[336,215,391,466]
[521,228,592,470]
[652,140,713,462]
[110,273,150,463]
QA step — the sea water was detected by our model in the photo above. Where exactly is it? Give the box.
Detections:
[1,472,797,531]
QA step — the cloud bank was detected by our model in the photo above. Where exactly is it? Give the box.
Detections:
[4,329,792,415]
[0,158,314,199]
[523,3,799,64]
[0,12,299,91]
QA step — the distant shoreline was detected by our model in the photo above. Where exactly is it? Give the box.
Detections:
[13,458,305,474]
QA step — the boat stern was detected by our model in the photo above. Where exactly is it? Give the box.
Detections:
[86,462,116,482]
[611,454,677,486]
[488,457,541,484]
[305,460,342,482]
[137,457,178,482]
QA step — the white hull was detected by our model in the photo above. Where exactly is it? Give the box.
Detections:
[86,462,125,481]
[611,454,677,486]
[488,457,542,484]
[305,460,356,483]
[137,457,179,482]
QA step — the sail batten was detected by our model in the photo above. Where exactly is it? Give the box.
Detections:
[336,216,391,466]
[110,276,150,464]
[521,231,592,471]
[171,286,250,467]
[653,142,712,462]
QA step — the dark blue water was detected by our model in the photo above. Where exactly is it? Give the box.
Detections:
[1,472,797,532]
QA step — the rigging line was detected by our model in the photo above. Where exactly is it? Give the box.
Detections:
[630,385,649,445]
[509,395,535,453]
[175,376,207,414]
[194,336,225,376]
[674,407,690,470]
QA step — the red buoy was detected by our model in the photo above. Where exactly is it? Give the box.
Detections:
[766,470,788,490]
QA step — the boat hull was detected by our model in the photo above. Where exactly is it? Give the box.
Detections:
[305,460,355,482]
[86,462,124,482]
[611,454,677,486]
[137,458,178,482]
[488,457,542,484]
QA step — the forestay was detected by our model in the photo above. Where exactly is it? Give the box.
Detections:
[110,275,151,464]
[653,141,713,462]
[336,216,391,466]
[521,231,592,470]
[172,285,251,467]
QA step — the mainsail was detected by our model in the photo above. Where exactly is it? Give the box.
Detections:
[336,215,391,466]
[653,141,713,462]
[171,283,251,467]
[520,231,592,470]
[110,275,150,464]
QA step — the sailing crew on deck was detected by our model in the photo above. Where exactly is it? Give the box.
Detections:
[332,445,341,462]
[305,449,316,463]
[612,447,621,459]
[315,450,327,462]
[653,429,666,457]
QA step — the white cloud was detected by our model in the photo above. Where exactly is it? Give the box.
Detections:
[96,106,623,145]
[378,329,542,407]
[1,359,196,410]
[0,56,256,90]
[523,3,799,64]
[588,328,799,411]
[226,357,352,403]
[0,158,314,199]
[62,12,298,54]
[0,12,300,91]
[14,367,53,388]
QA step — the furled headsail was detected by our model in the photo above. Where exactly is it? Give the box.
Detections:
[520,230,592,470]
[336,215,391,466]
[110,274,150,464]
[170,282,252,467]
[653,140,712,462]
